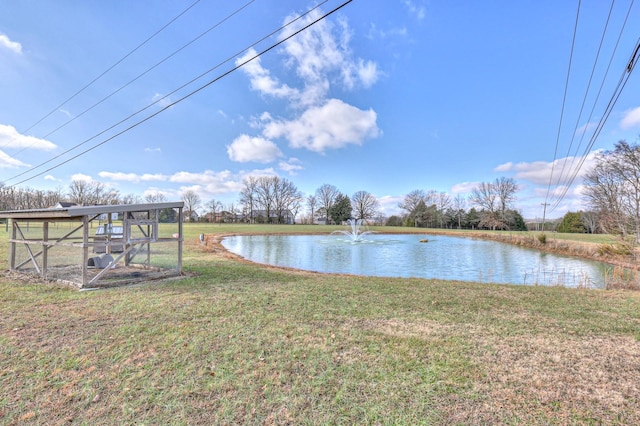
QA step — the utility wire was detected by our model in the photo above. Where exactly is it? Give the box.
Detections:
[7,0,257,160]
[549,34,640,213]
[5,0,327,184]
[5,1,328,184]
[554,0,634,199]
[11,0,203,140]
[542,0,582,225]
[8,1,351,187]
[552,0,616,193]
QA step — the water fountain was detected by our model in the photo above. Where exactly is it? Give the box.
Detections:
[331,218,375,242]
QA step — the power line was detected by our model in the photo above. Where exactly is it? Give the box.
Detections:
[9,0,203,143]
[5,0,327,185]
[549,34,640,213]
[551,0,616,194]
[542,0,582,226]
[8,1,353,187]
[6,0,258,160]
[554,0,634,200]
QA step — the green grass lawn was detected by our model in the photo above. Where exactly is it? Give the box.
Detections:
[0,223,638,424]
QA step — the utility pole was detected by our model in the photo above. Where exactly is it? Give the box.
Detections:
[541,202,549,232]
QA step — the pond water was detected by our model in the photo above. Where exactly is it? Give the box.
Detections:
[221,234,613,289]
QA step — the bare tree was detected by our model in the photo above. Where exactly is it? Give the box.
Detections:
[145,193,167,203]
[435,192,451,228]
[316,184,340,224]
[469,178,518,230]
[239,176,259,223]
[306,194,317,224]
[470,185,497,229]
[399,189,426,214]
[580,211,599,234]
[255,176,276,223]
[274,178,302,224]
[584,141,640,241]
[494,176,518,225]
[68,180,119,205]
[207,199,223,223]
[351,190,379,222]
[452,195,466,229]
[182,190,201,222]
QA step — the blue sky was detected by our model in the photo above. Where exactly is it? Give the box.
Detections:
[0,0,639,219]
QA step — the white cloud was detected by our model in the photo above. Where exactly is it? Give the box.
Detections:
[620,106,640,129]
[451,181,481,194]
[279,158,303,175]
[0,150,30,168]
[232,7,381,159]
[377,195,403,216]
[355,59,380,88]
[70,173,94,183]
[227,134,282,163]
[280,9,381,97]
[44,175,58,181]
[0,124,57,150]
[236,49,299,99]
[494,151,601,185]
[168,170,244,195]
[366,23,408,40]
[144,147,161,153]
[98,171,168,182]
[263,99,379,153]
[151,93,173,108]
[404,0,426,20]
[0,34,22,54]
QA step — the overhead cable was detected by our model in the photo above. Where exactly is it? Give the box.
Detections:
[13,0,203,139]
[5,1,328,184]
[542,0,582,223]
[8,1,351,187]
[549,35,640,213]
[7,0,257,160]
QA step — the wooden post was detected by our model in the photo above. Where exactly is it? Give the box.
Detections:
[82,216,89,288]
[9,219,16,271]
[42,221,49,278]
[178,207,183,274]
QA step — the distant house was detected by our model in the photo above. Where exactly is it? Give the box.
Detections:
[314,217,328,225]
[203,211,241,223]
[247,209,295,224]
[187,211,199,222]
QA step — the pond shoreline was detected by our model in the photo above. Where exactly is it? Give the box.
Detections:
[203,229,639,289]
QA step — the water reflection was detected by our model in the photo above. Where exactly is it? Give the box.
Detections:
[221,234,612,288]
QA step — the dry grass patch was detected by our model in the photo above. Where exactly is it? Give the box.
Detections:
[469,334,640,424]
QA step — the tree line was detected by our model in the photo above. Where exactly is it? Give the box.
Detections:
[3,138,639,237]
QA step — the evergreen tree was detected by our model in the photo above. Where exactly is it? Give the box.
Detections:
[508,210,527,231]
[328,193,352,224]
[557,211,586,233]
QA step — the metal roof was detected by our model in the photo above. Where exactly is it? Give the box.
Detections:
[0,202,184,220]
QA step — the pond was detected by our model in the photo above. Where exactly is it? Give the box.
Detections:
[221,233,613,289]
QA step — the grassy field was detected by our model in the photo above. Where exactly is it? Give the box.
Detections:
[0,223,639,425]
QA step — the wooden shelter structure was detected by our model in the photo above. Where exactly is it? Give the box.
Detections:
[0,202,184,289]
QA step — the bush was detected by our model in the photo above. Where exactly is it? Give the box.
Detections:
[537,233,547,244]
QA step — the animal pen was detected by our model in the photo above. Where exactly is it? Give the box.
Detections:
[0,202,184,289]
